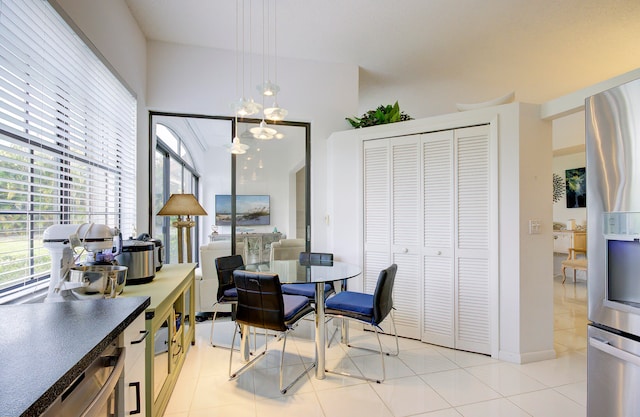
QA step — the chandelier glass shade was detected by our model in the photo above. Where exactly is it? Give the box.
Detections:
[264,103,288,121]
[228,135,249,154]
[249,120,277,140]
[233,97,262,117]
[257,80,280,96]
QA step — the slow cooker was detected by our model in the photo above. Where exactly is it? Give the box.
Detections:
[116,239,155,284]
[137,233,164,271]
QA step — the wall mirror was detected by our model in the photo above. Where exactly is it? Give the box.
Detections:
[149,112,310,264]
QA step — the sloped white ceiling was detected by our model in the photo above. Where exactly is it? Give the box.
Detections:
[125,0,640,115]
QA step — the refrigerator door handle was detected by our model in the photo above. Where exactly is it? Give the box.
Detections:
[590,337,640,367]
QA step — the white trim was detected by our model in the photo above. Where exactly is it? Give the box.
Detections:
[488,116,500,359]
[541,67,640,120]
[499,348,557,364]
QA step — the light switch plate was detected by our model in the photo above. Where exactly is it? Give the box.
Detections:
[529,219,541,234]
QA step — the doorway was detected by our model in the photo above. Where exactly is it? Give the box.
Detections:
[148,112,311,259]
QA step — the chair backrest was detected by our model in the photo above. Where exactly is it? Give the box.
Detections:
[201,241,231,282]
[270,238,306,262]
[299,252,333,265]
[233,270,288,332]
[214,255,245,299]
[573,232,587,251]
[372,264,398,325]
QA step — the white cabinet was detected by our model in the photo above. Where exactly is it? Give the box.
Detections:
[362,126,492,354]
[122,312,147,416]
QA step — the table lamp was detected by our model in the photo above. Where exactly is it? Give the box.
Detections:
[157,193,207,263]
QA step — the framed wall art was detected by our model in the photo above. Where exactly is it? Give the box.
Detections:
[566,167,586,208]
[215,195,270,225]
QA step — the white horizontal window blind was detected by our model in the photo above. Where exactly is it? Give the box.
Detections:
[0,0,136,295]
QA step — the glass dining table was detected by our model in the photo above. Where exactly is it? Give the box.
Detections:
[240,259,362,379]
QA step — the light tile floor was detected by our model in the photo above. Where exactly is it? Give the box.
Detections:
[164,276,588,417]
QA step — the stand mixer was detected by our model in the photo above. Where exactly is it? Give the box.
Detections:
[43,223,122,302]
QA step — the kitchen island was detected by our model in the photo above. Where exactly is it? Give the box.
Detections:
[0,296,150,417]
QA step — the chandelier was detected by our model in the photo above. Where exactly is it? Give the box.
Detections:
[229,0,287,153]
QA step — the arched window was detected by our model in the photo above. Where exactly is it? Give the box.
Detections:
[154,124,200,264]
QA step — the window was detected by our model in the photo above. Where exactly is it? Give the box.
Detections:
[0,0,137,298]
[154,124,200,264]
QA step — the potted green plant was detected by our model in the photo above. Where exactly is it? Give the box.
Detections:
[346,101,413,128]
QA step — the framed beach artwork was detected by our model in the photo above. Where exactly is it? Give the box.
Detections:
[566,167,586,208]
[215,195,270,226]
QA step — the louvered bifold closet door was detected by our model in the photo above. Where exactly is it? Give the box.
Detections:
[363,137,421,339]
[454,125,491,354]
[390,137,421,339]
[363,141,391,297]
[422,131,455,347]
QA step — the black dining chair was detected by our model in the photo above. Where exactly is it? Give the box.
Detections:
[209,255,244,348]
[298,251,334,265]
[324,264,399,383]
[281,252,338,345]
[228,270,316,394]
[281,252,335,301]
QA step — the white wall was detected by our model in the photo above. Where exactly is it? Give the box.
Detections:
[146,40,359,247]
[553,111,585,149]
[516,104,554,361]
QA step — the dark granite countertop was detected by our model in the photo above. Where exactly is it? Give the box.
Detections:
[0,296,150,417]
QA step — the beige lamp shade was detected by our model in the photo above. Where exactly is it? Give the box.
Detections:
[157,193,207,217]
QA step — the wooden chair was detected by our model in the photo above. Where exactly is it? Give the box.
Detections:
[562,232,587,283]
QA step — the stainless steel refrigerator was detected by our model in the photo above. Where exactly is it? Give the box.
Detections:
[586,77,640,416]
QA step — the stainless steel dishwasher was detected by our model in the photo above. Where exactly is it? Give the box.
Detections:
[588,325,640,416]
[40,344,125,417]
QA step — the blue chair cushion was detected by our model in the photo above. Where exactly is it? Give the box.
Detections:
[282,294,311,321]
[281,283,333,298]
[325,291,373,318]
[220,287,237,302]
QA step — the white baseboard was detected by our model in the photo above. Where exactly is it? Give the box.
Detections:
[499,348,556,364]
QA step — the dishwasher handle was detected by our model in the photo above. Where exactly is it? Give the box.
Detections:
[79,347,126,417]
[590,337,640,368]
